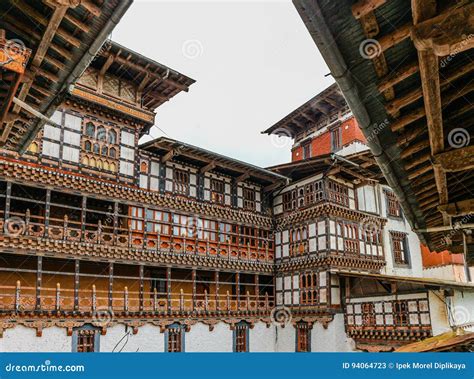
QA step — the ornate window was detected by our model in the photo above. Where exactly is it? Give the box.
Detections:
[109,147,117,158]
[327,180,349,207]
[130,206,144,231]
[300,272,318,305]
[85,122,95,137]
[384,189,402,218]
[296,322,311,352]
[290,226,307,256]
[331,126,342,152]
[390,231,409,265]
[97,126,106,141]
[243,187,255,211]
[93,143,100,154]
[72,325,99,352]
[166,323,185,352]
[108,129,117,144]
[101,145,108,156]
[210,179,225,204]
[140,161,148,174]
[84,140,92,152]
[233,321,249,352]
[173,169,189,195]
[146,209,170,234]
[394,301,409,326]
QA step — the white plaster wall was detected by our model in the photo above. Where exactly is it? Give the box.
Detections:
[311,314,357,352]
[274,325,295,352]
[100,324,164,352]
[338,141,369,157]
[423,265,468,282]
[186,322,232,352]
[249,322,275,352]
[428,290,451,336]
[0,326,71,352]
[449,290,474,332]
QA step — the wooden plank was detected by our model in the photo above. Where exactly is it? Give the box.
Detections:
[438,199,474,217]
[352,0,386,19]
[378,61,419,93]
[433,146,474,172]
[412,2,474,56]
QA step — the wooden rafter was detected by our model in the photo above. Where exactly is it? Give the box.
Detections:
[352,0,386,19]
[433,146,474,173]
[439,199,474,217]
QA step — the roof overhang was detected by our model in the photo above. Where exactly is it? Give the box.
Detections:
[0,0,134,153]
[140,137,289,189]
[293,0,474,259]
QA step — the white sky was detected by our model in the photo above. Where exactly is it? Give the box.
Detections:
[111,0,334,167]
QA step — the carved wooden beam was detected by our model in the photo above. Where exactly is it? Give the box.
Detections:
[161,149,178,163]
[438,199,474,217]
[433,145,474,172]
[412,2,474,56]
[236,173,250,183]
[352,0,386,19]
[199,161,216,174]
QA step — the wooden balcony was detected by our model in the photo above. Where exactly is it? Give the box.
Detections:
[0,282,275,317]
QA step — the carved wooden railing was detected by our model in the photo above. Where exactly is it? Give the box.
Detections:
[0,282,274,316]
[0,210,274,263]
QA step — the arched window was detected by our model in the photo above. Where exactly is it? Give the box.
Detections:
[104,161,110,171]
[90,157,96,167]
[101,145,108,156]
[110,162,116,172]
[93,143,100,154]
[108,129,117,144]
[84,141,92,152]
[97,126,106,141]
[85,122,95,137]
[109,147,116,158]
[140,161,148,173]
[82,157,89,166]
[97,160,103,169]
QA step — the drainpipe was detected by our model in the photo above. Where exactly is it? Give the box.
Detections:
[18,0,134,154]
[293,0,424,238]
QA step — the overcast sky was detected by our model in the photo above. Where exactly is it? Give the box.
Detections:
[111,0,334,167]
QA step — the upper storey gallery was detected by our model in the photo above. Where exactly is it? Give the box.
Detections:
[4,41,287,218]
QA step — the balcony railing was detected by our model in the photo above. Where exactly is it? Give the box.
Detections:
[1,282,275,315]
[0,210,274,263]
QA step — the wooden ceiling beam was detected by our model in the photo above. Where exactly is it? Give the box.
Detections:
[352,0,386,19]
[378,61,419,93]
[439,199,474,217]
[433,146,474,173]
[412,2,474,56]
[236,173,250,183]
[377,23,412,54]
[79,0,101,17]
[161,148,178,163]
[105,53,189,92]
[199,161,216,174]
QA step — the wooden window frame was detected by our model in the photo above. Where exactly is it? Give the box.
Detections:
[166,323,185,352]
[173,169,190,196]
[72,325,100,352]
[300,272,318,305]
[242,187,256,211]
[390,231,410,266]
[384,189,402,218]
[210,178,225,204]
[296,322,311,352]
[330,126,342,152]
[233,321,249,352]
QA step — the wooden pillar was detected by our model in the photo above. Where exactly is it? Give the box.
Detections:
[80,196,87,239]
[236,272,240,309]
[44,189,51,236]
[254,274,259,297]
[166,267,172,313]
[215,271,219,310]
[192,269,197,311]
[139,264,144,312]
[4,181,11,220]
[108,262,114,310]
[113,201,119,239]
[74,259,80,311]
[35,256,42,310]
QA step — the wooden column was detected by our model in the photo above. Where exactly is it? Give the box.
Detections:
[139,264,144,312]
[254,274,259,297]
[108,262,114,310]
[192,269,197,311]
[215,271,219,310]
[236,272,240,309]
[166,267,172,313]
[113,201,119,238]
[35,256,42,310]
[44,189,51,236]
[74,259,80,311]
[80,196,87,239]
[4,181,11,220]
